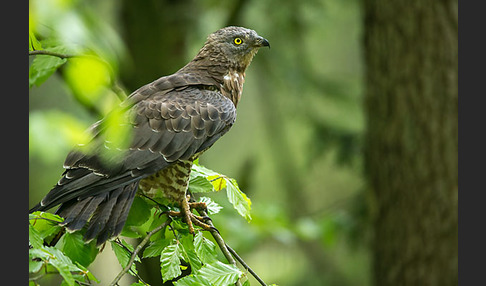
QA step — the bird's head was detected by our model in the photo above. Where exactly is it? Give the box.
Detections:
[197,26,270,72]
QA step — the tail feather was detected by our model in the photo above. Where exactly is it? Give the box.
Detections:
[58,195,107,231]
[83,182,139,246]
[83,187,124,243]
[70,195,107,230]
[32,180,141,247]
[95,182,138,245]
[114,190,136,235]
[57,197,92,227]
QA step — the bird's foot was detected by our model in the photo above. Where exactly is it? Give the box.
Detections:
[166,195,214,234]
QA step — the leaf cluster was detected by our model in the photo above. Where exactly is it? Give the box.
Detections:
[29,162,257,286]
[29,212,99,286]
[190,162,252,222]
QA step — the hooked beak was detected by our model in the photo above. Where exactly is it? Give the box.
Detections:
[255,36,270,48]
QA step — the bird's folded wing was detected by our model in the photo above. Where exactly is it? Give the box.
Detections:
[36,79,235,211]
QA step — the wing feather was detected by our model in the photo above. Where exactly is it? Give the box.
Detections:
[32,74,236,216]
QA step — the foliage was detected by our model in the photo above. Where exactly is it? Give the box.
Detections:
[191,164,252,221]
[29,212,99,286]
[29,161,257,285]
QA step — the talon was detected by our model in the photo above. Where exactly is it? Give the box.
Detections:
[177,195,215,233]
[190,215,213,231]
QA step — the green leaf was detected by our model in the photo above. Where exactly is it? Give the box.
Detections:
[29,244,97,285]
[193,232,217,264]
[180,235,203,272]
[207,175,227,191]
[50,258,75,286]
[190,163,251,221]
[29,46,68,88]
[29,30,42,51]
[45,247,82,286]
[147,210,170,241]
[29,223,43,249]
[61,231,99,267]
[121,206,155,238]
[191,164,220,178]
[226,178,252,222]
[29,247,52,261]
[174,274,212,286]
[111,240,139,276]
[64,55,112,107]
[48,247,83,271]
[160,240,183,282]
[29,10,42,52]
[188,175,214,193]
[29,247,49,274]
[171,217,190,234]
[29,257,44,274]
[143,238,170,258]
[199,197,223,215]
[29,211,64,243]
[198,261,243,286]
[242,280,251,286]
[60,274,88,286]
[29,211,64,222]
[124,196,152,228]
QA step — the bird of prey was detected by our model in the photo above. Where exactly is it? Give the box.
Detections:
[30,26,269,246]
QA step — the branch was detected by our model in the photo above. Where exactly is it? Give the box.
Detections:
[196,208,243,286]
[29,49,128,103]
[225,243,267,286]
[29,49,75,59]
[109,216,171,286]
[195,202,268,286]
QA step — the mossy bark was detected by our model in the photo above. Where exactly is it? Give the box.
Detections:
[363,1,458,285]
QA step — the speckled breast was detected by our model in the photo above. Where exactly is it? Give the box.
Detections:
[138,160,193,203]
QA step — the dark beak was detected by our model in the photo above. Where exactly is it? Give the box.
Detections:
[255,37,270,48]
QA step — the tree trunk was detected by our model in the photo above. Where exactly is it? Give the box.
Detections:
[363,1,458,285]
[119,0,196,90]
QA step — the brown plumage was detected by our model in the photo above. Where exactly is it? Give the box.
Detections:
[30,26,269,246]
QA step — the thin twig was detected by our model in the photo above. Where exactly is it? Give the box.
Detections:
[225,243,267,286]
[74,280,92,286]
[29,49,128,101]
[109,216,171,286]
[196,208,242,286]
[29,49,75,59]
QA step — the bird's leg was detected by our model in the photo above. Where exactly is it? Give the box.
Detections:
[166,195,213,233]
[181,194,194,233]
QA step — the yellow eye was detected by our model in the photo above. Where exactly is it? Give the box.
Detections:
[233,37,243,45]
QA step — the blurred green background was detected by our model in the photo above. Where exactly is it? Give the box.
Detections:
[29,0,369,285]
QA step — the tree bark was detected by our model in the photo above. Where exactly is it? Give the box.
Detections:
[119,0,196,90]
[363,1,458,285]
